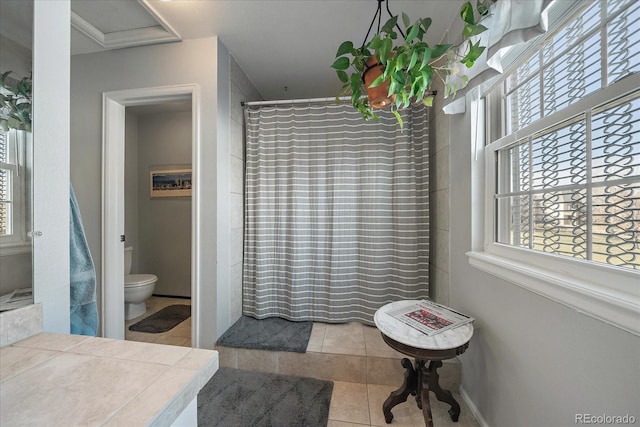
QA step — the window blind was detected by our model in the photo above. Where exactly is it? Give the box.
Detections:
[492,0,640,270]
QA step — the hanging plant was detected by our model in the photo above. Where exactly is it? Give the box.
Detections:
[331,0,492,127]
[0,71,32,132]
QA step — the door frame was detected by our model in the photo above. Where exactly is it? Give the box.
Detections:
[102,84,201,346]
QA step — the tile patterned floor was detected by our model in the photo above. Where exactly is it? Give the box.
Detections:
[126,297,480,427]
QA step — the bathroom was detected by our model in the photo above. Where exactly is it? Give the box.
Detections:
[1,1,639,426]
[122,101,193,344]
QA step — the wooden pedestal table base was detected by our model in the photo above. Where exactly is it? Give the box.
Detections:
[374,300,473,427]
[382,358,461,426]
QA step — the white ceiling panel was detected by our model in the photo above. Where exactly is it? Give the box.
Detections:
[71,0,466,100]
[71,0,160,33]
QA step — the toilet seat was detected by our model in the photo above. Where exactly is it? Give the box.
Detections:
[125,274,157,287]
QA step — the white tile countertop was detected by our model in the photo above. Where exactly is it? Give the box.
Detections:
[0,332,218,426]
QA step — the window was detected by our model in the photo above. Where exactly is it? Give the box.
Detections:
[0,129,31,252]
[0,131,11,236]
[473,0,639,335]
[496,91,640,270]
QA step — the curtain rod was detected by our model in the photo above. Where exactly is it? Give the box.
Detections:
[241,91,436,108]
[242,96,351,107]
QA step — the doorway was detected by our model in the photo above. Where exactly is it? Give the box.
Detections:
[102,85,200,347]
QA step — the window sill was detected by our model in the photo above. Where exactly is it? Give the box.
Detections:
[467,250,640,336]
[0,242,32,256]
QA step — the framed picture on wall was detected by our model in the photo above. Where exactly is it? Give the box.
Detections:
[150,168,192,198]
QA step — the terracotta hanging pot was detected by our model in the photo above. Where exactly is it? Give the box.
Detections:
[362,57,395,109]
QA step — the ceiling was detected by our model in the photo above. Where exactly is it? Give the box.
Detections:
[71,0,465,101]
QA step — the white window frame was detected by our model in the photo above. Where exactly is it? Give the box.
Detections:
[471,73,640,336]
[465,0,640,338]
[0,129,32,255]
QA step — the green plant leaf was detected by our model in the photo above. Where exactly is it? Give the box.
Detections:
[395,53,408,70]
[460,2,475,25]
[421,18,432,33]
[388,79,399,97]
[17,80,31,97]
[420,48,432,70]
[336,70,349,83]
[368,73,386,88]
[350,73,361,94]
[392,71,406,85]
[350,77,362,108]
[408,49,419,71]
[381,15,398,34]
[385,59,397,81]
[416,82,428,102]
[354,55,366,72]
[430,44,452,59]
[423,96,434,107]
[331,57,350,70]
[402,12,410,29]
[406,23,420,43]
[338,83,350,97]
[421,68,433,87]
[402,91,410,108]
[379,38,393,65]
[463,23,488,38]
[461,39,485,67]
[336,41,354,57]
[368,35,382,50]
[392,109,404,129]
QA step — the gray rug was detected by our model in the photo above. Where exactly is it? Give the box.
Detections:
[198,367,333,427]
[216,316,312,353]
[128,304,190,333]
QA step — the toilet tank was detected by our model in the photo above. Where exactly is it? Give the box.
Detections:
[124,246,133,275]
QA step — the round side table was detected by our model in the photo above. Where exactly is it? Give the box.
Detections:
[374,300,473,427]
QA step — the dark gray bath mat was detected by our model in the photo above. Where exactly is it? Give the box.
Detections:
[128,304,190,333]
[198,367,333,427]
[216,315,312,353]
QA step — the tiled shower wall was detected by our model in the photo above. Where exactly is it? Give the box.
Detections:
[429,80,451,306]
[228,56,263,322]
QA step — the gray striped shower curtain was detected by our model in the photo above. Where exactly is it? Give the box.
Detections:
[243,103,429,324]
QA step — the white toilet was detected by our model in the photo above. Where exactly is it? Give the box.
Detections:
[124,246,158,320]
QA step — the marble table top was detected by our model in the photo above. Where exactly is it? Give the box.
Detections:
[374,300,473,351]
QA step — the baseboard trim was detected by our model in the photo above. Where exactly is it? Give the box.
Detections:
[459,385,490,427]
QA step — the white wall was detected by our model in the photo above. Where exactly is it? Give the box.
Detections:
[71,37,220,346]
[448,96,640,426]
[216,41,231,330]
[124,110,139,274]
[32,0,70,333]
[137,111,191,297]
[429,78,451,305]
